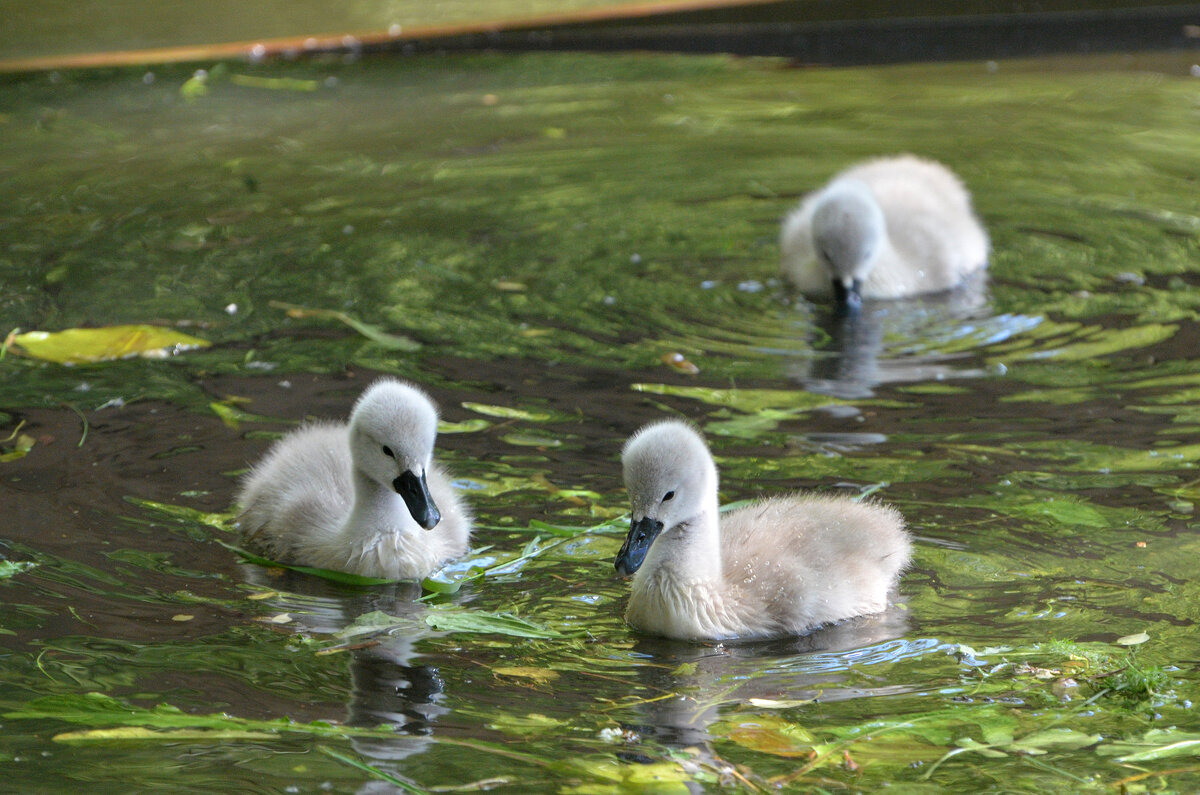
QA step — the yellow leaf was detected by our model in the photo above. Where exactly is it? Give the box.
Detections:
[55,727,276,742]
[747,697,815,709]
[1116,631,1150,646]
[493,666,560,685]
[717,714,816,758]
[10,325,210,364]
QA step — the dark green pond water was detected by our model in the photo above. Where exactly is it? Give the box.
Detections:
[2,50,1200,792]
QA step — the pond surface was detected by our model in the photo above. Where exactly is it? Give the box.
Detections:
[2,50,1200,792]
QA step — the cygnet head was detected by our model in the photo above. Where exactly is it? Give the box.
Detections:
[348,379,442,530]
[615,420,718,576]
[811,179,886,314]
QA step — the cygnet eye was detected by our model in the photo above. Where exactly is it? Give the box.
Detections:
[662,490,675,503]
[382,446,395,459]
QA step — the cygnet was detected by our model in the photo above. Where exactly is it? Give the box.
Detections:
[236,378,471,579]
[780,155,989,311]
[615,420,911,641]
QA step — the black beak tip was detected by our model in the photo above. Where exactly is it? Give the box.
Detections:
[614,516,663,578]
[393,470,442,531]
[419,505,441,531]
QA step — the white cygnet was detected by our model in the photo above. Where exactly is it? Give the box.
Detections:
[780,155,989,311]
[236,378,471,579]
[615,420,911,641]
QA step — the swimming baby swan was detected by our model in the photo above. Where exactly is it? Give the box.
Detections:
[236,379,471,579]
[780,155,989,312]
[615,420,911,641]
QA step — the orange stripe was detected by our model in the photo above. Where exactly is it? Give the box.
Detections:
[0,0,780,73]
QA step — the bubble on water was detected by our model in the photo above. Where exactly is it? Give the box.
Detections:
[249,43,267,63]
[142,72,155,85]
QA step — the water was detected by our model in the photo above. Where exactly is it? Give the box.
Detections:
[2,50,1200,791]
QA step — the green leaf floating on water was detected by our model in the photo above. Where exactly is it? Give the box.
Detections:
[7,325,210,364]
[336,605,570,639]
[424,606,570,638]
[221,541,404,586]
[126,497,237,534]
[4,691,400,742]
[437,418,491,434]
[632,383,846,413]
[461,402,556,421]
[319,747,429,795]
[1097,728,1200,761]
[270,301,419,351]
[0,560,36,579]
[488,711,569,737]
[56,727,278,742]
[559,758,694,795]
[229,74,320,92]
[992,322,1177,364]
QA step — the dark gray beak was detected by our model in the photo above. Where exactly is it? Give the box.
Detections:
[393,470,441,530]
[832,277,863,317]
[615,516,664,577]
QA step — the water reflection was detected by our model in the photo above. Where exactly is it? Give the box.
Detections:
[789,272,1030,398]
[239,567,446,781]
[621,607,918,752]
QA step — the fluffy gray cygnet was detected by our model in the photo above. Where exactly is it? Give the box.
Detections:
[780,155,989,311]
[615,420,911,641]
[236,379,471,579]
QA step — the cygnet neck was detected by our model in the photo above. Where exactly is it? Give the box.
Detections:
[342,467,412,541]
[642,490,724,584]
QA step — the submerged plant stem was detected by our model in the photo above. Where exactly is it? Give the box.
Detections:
[1114,765,1200,787]
[319,746,430,794]
[60,402,88,448]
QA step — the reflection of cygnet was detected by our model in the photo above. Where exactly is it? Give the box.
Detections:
[780,155,989,311]
[791,276,992,399]
[627,615,917,749]
[237,572,446,779]
[236,379,471,579]
[615,421,911,641]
